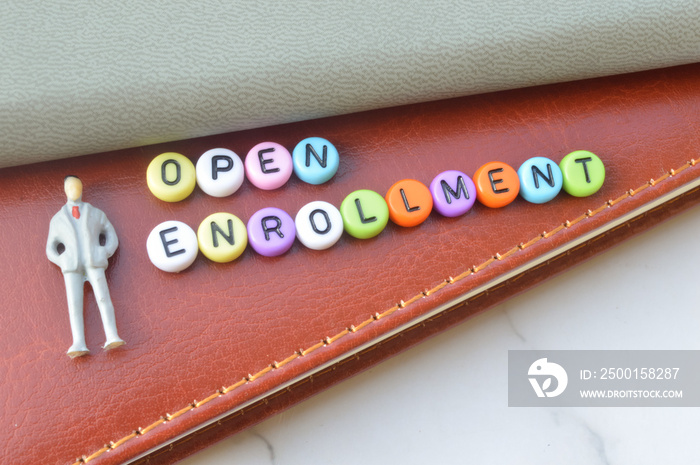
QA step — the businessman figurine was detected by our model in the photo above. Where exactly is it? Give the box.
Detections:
[47,175,125,358]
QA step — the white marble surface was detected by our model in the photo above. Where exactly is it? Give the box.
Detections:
[181,202,700,465]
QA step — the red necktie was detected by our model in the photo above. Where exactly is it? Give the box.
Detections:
[72,206,80,219]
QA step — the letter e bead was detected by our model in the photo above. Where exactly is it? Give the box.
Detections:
[473,161,520,208]
[147,221,198,272]
[244,142,293,190]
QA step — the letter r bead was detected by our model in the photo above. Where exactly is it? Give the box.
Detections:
[247,208,296,257]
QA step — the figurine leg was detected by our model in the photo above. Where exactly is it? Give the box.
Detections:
[87,267,125,350]
[64,272,89,358]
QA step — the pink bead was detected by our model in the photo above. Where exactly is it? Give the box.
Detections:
[244,142,293,190]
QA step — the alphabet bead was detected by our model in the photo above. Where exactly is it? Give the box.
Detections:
[429,170,476,217]
[197,212,248,263]
[244,142,293,190]
[247,207,296,257]
[147,153,196,202]
[340,189,389,239]
[196,148,245,198]
[473,161,520,208]
[295,201,344,250]
[517,157,563,204]
[560,150,605,197]
[146,221,198,272]
[292,137,340,185]
[385,179,433,227]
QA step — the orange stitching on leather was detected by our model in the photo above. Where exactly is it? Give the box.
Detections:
[195,391,221,408]
[70,160,698,465]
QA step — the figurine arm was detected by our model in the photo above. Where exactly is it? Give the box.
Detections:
[46,216,63,266]
[100,212,119,257]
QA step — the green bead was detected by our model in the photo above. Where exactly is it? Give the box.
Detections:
[340,189,389,239]
[559,150,605,197]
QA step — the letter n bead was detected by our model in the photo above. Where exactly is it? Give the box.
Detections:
[292,137,340,185]
[295,201,344,250]
[559,150,605,197]
[517,157,563,204]
[147,152,197,202]
[473,161,520,208]
[197,213,248,263]
[340,189,389,239]
[146,221,199,272]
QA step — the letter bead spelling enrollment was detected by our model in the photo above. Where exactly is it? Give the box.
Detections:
[145,139,605,272]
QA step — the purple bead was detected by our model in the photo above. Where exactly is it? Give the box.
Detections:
[429,170,477,217]
[247,207,296,257]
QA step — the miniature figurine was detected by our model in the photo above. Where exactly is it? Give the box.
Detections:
[46,175,125,358]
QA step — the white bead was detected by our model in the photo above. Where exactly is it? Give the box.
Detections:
[196,148,245,197]
[295,201,343,250]
[146,221,198,272]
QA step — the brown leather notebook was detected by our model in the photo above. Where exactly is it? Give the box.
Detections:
[2,64,699,465]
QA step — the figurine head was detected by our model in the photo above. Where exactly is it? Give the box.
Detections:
[64,175,83,202]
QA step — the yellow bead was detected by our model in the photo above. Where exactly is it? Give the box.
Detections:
[197,212,248,263]
[147,152,196,202]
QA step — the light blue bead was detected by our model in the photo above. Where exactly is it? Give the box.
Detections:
[292,137,340,185]
[517,157,563,204]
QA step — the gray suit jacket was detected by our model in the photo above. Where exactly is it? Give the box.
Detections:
[46,202,118,273]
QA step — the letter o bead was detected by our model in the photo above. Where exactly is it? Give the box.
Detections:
[295,201,344,250]
[560,150,605,197]
[292,137,340,185]
[340,189,389,239]
[385,179,433,227]
[147,152,196,202]
[247,207,296,257]
[517,157,563,204]
[429,170,476,217]
[197,213,248,263]
[473,161,520,208]
[244,142,293,190]
[146,221,198,272]
[196,148,245,198]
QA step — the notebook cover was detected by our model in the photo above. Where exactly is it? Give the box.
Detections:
[4,1,700,168]
[2,63,699,465]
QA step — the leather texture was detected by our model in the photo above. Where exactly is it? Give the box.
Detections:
[1,64,700,465]
[2,1,700,167]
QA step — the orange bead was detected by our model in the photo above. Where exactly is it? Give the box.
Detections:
[473,161,520,208]
[385,179,433,227]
